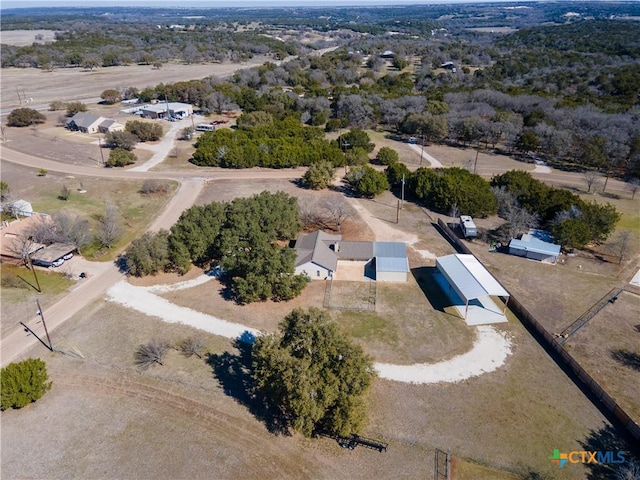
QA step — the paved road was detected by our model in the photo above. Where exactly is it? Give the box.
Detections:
[0,144,304,366]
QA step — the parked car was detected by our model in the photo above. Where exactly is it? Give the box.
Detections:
[51,258,64,268]
[63,253,74,260]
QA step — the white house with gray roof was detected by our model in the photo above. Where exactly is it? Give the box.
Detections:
[66,112,124,134]
[294,231,409,282]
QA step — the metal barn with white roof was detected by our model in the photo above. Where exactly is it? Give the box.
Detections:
[435,254,510,326]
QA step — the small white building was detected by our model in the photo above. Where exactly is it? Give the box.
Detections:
[509,229,561,264]
[140,102,193,120]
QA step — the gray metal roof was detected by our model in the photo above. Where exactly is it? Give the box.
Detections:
[509,234,561,257]
[373,242,406,258]
[436,254,508,302]
[376,256,409,273]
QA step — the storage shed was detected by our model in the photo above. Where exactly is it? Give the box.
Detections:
[509,229,561,264]
[435,254,509,326]
[373,242,409,282]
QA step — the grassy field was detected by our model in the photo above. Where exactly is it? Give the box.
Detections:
[0,263,75,336]
[1,162,178,261]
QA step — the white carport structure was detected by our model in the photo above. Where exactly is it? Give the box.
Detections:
[435,254,510,326]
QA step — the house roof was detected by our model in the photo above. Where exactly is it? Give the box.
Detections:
[142,102,192,113]
[0,214,49,258]
[295,231,410,276]
[335,241,373,261]
[31,243,76,263]
[99,119,123,129]
[294,230,342,272]
[436,254,509,303]
[68,112,104,129]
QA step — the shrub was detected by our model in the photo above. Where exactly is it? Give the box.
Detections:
[140,179,169,195]
[125,120,163,142]
[104,131,138,151]
[301,160,335,190]
[49,100,65,111]
[106,148,136,167]
[7,108,46,127]
[1,358,52,410]
[376,147,399,165]
[65,101,87,117]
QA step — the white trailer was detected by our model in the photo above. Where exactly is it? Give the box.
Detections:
[460,215,477,238]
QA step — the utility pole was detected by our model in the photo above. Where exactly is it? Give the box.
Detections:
[16,87,22,105]
[396,199,400,224]
[25,250,42,293]
[473,148,480,174]
[401,174,405,210]
[35,298,53,351]
[98,135,105,165]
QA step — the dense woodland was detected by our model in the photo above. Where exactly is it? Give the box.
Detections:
[6,3,635,176]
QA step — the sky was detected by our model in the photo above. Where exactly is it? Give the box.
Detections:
[2,0,538,9]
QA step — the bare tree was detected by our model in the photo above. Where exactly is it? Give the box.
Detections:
[96,201,122,249]
[58,184,71,201]
[583,170,602,193]
[626,178,640,200]
[176,337,205,359]
[322,196,352,232]
[134,339,170,368]
[298,196,320,230]
[609,231,632,265]
[205,91,238,115]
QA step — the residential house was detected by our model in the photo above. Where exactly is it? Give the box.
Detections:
[294,231,409,282]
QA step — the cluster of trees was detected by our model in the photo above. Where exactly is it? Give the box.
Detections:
[102,120,163,166]
[125,191,307,304]
[6,107,46,127]
[1,358,52,410]
[192,115,344,168]
[252,308,375,437]
[408,167,498,218]
[491,170,620,249]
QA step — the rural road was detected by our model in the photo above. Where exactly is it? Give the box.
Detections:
[0,143,303,366]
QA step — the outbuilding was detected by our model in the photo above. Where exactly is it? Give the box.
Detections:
[30,243,76,268]
[140,102,193,120]
[509,229,561,264]
[435,254,509,326]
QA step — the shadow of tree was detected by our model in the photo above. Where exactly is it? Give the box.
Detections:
[611,349,640,371]
[578,423,640,480]
[206,337,290,435]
